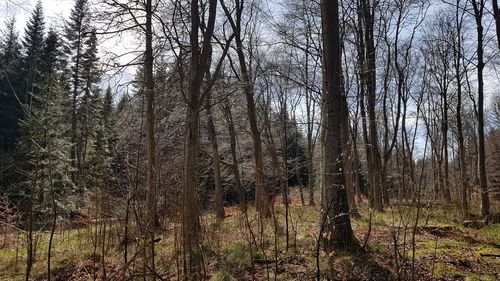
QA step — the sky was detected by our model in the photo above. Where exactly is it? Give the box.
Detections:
[1,0,73,31]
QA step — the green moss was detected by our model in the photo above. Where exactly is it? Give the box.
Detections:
[431,262,463,279]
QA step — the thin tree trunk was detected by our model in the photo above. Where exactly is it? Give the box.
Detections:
[222,99,246,211]
[360,0,383,211]
[454,2,469,216]
[144,0,157,276]
[471,0,490,219]
[220,0,270,216]
[206,92,225,220]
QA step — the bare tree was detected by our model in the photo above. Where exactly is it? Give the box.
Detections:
[220,0,270,216]
[470,0,490,219]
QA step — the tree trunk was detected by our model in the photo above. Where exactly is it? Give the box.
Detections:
[341,95,358,216]
[222,0,270,216]
[492,0,500,49]
[320,0,358,252]
[183,1,218,277]
[144,0,157,276]
[206,93,225,220]
[358,0,383,211]
[471,0,490,219]
[453,4,469,216]
[222,99,246,211]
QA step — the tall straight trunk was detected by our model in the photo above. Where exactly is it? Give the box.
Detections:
[471,0,490,218]
[144,0,157,276]
[304,29,316,206]
[442,92,451,203]
[320,0,358,252]
[454,2,469,215]
[359,0,383,211]
[206,93,225,220]
[222,99,246,211]
[280,99,290,249]
[183,103,201,277]
[355,2,372,206]
[239,49,269,216]
[183,1,218,277]
[305,90,316,206]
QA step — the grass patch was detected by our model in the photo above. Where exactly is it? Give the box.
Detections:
[431,262,464,279]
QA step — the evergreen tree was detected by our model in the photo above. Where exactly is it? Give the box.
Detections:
[22,0,45,106]
[86,93,110,191]
[0,18,22,193]
[78,28,103,191]
[0,18,22,152]
[102,86,114,138]
[17,29,75,217]
[66,0,91,182]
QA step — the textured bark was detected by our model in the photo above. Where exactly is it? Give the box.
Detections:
[320,0,358,252]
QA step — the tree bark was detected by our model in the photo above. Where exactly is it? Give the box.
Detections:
[320,0,358,252]
[471,0,490,219]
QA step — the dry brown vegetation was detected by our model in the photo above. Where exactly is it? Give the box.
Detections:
[1,191,498,281]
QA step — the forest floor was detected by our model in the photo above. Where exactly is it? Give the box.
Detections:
[0,192,499,280]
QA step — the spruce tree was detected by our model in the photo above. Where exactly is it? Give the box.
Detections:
[17,29,74,217]
[79,28,103,191]
[0,18,22,193]
[66,0,90,183]
[22,0,45,106]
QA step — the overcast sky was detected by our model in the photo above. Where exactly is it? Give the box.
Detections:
[1,0,73,31]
